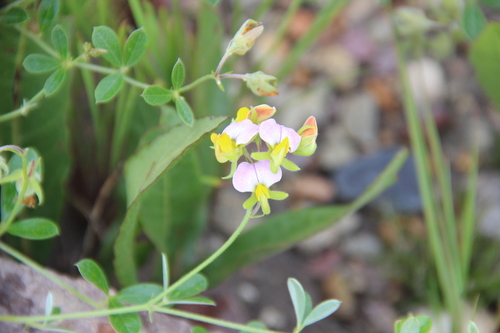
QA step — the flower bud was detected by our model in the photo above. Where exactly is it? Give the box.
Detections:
[393,7,435,38]
[244,71,278,96]
[226,19,264,56]
[294,116,318,156]
[235,104,276,124]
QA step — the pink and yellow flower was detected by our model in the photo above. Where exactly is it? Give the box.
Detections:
[235,104,276,124]
[233,160,288,215]
[252,119,301,173]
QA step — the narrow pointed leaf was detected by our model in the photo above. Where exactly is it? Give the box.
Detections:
[23,54,60,73]
[108,298,141,333]
[75,259,109,294]
[171,58,185,90]
[468,321,480,333]
[287,278,306,325]
[169,274,208,300]
[462,3,487,40]
[92,26,122,66]
[1,7,29,25]
[123,28,147,67]
[95,72,124,103]
[38,0,60,32]
[175,97,194,126]
[7,218,59,240]
[51,25,69,58]
[116,283,163,305]
[142,85,173,105]
[303,299,341,327]
[44,67,66,96]
[44,292,53,317]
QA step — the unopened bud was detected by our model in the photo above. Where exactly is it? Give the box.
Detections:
[226,19,264,56]
[295,116,318,156]
[243,71,278,96]
[236,104,276,124]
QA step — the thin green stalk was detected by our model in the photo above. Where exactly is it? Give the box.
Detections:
[177,74,214,93]
[0,90,45,123]
[111,85,138,168]
[253,0,303,71]
[460,144,479,280]
[392,18,462,333]
[276,0,349,79]
[418,59,463,291]
[0,242,100,308]
[252,0,276,21]
[149,209,253,305]
[15,26,59,59]
[153,306,284,333]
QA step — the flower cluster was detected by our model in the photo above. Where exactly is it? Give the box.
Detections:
[211,105,318,215]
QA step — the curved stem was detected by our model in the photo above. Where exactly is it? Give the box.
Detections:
[0,242,100,308]
[150,209,253,305]
[153,306,284,333]
[177,74,214,93]
[0,90,45,124]
[15,26,59,59]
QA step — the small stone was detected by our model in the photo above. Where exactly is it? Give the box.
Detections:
[341,27,375,63]
[318,124,358,171]
[344,0,378,25]
[322,273,357,320]
[290,173,336,203]
[340,232,383,259]
[298,214,361,254]
[407,58,446,106]
[340,92,380,150]
[237,282,260,304]
[259,305,287,329]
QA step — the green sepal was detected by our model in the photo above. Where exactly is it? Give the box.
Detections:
[243,195,258,209]
[29,175,44,205]
[251,152,269,161]
[270,191,288,200]
[221,160,238,179]
[281,158,300,171]
[259,194,270,215]
[0,169,23,185]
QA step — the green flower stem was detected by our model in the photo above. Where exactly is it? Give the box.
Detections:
[0,241,100,308]
[214,52,231,77]
[15,26,59,59]
[149,208,253,305]
[0,89,45,124]
[219,73,247,80]
[153,306,284,333]
[0,153,28,234]
[177,74,215,93]
[75,62,116,75]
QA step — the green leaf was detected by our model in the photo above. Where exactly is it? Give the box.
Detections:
[303,299,341,327]
[168,274,208,300]
[470,23,500,110]
[239,321,267,333]
[116,283,163,305]
[416,315,432,333]
[287,278,307,326]
[23,54,60,73]
[169,296,215,306]
[114,116,227,286]
[203,0,220,5]
[192,327,208,333]
[7,218,59,240]
[108,298,142,333]
[95,72,124,103]
[141,85,173,106]
[1,7,29,25]
[175,97,194,126]
[51,25,69,58]
[481,0,500,9]
[469,321,480,333]
[462,3,487,40]
[38,0,60,33]
[400,317,421,333]
[75,259,109,294]
[92,26,122,67]
[123,28,147,67]
[171,58,185,90]
[44,67,66,96]
[203,149,408,286]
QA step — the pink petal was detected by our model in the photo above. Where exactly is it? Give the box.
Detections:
[223,119,259,145]
[233,162,259,193]
[260,119,301,151]
[253,160,282,187]
[259,119,282,146]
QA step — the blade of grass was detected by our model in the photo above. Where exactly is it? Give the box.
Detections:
[276,0,348,79]
[460,143,479,281]
[391,12,462,332]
